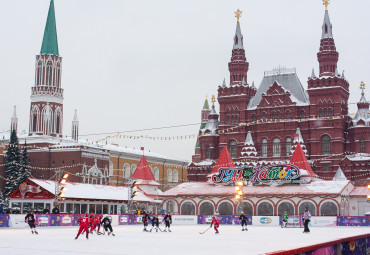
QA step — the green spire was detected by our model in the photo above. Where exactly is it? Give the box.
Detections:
[202,96,210,110]
[40,0,59,55]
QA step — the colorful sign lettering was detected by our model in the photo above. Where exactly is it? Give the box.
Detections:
[212,164,301,185]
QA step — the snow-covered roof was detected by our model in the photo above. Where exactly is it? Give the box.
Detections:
[349,187,370,197]
[247,69,309,109]
[162,179,351,197]
[332,167,347,181]
[344,154,370,161]
[29,178,155,202]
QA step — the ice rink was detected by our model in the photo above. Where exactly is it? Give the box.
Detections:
[0,225,369,255]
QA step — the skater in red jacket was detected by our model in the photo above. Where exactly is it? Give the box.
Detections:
[210,215,219,234]
[75,213,90,239]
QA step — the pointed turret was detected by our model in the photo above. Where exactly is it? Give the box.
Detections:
[317,5,338,77]
[222,78,226,88]
[229,9,249,86]
[251,81,256,89]
[290,128,307,155]
[240,131,258,166]
[72,110,79,141]
[203,96,219,135]
[352,82,370,126]
[40,0,59,56]
[193,96,211,162]
[310,68,316,79]
[333,167,347,181]
[10,106,18,133]
[241,76,247,86]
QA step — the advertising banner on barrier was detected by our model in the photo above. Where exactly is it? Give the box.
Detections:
[0,214,10,227]
[9,214,28,228]
[337,216,370,227]
[341,237,368,255]
[49,214,61,226]
[279,215,302,227]
[36,215,49,227]
[303,245,336,255]
[252,216,280,226]
[71,215,82,226]
[197,215,252,225]
[309,217,337,227]
[172,215,197,225]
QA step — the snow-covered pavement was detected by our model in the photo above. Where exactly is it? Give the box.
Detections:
[0,225,369,255]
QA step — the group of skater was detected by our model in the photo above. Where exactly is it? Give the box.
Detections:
[142,211,172,232]
[75,213,114,239]
[25,208,313,237]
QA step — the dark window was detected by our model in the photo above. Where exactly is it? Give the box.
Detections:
[319,109,323,118]
[262,113,266,122]
[262,139,267,157]
[276,112,280,121]
[321,135,331,155]
[323,165,329,172]
[328,108,332,118]
[301,110,305,119]
[229,140,237,158]
[360,139,365,153]
[47,66,52,85]
[235,115,239,124]
[56,116,60,134]
[286,137,292,156]
[33,115,37,132]
[206,147,211,159]
[286,111,290,120]
[273,138,281,157]
[227,115,231,125]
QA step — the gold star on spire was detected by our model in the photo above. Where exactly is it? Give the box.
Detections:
[322,0,330,11]
[234,9,242,23]
[211,95,216,106]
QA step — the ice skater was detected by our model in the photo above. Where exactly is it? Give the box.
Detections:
[210,215,219,234]
[150,215,160,232]
[75,213,90,240]
[239,212,248,231]
[25,211,38,234]
[142,211,149,232]
[101,214,115,236]
[282,211,288,228]
[163,212,172,232]
[303,207,311,233]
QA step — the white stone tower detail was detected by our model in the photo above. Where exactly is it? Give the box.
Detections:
[72,110,79,141]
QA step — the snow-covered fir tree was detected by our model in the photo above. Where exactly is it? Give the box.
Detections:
[5,130,21,196]
[19,141,31,184]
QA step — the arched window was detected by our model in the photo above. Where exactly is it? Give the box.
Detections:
[324,109,327,118]
[273,138,281,157]
[262,139,267,157]
[252,114,256,122]
[237,201,253,215]
[181,201,195,215]
[46,66,52,85]
[320,201,338,216]
[360,139,365,153]
[167,169,173,183]
[218,201,233,215]
[272,111,276,121]
[123,163,130,179]
[229,140,237,158]
[257,202,273,216]
[33,115,37,132]
[299,202,316,216]
[286,137,292,156]
[321,135,331,155]
[300,110,305,119]
[153,167,159,181]
[276,112,280,121]
[277,202,294,215]
[319,109,323,118]
[231,115,234,125]
[235,115,239,124]
[206,147,211,159]
[37,66,42,85]
[131,164,137,176]
[166,201,175,213]
[328,108,332,118]
[262,113,266,122]
[286,111,290,120]
[173,170,178,183]
[56,116,60,134]
[227,115,231,125]
[199,201,214,215]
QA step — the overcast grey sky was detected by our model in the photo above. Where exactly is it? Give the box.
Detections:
[0,0,369,161]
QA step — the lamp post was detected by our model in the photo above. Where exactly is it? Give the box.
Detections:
[127,180,138,214]
[54,170,69,206]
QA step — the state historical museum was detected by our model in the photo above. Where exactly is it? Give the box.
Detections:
[190,7,370,185]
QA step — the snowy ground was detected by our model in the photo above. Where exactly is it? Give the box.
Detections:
[0,225,369,255]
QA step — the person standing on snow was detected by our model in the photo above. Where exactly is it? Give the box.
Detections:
[142,211,149,232]
[25,211,38,234]
[101,214,115,236]
[282,211,288,228]
[75,213,90,239]
[239,212,248,231]
[210,215,219,234]
[163,212,172,232]
[303,207,311,233]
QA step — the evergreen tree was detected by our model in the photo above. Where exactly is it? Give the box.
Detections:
[5,130,20,196]
[19,141,31,184]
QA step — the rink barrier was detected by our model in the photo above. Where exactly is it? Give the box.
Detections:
[262,233,370,255]
[1,214,370,228]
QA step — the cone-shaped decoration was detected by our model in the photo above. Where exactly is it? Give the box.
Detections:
[289,143,317,177]
[333,167,347,181]
[132,155,155,181]
[210,146,235,175]
[240,131,258,166]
